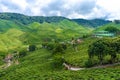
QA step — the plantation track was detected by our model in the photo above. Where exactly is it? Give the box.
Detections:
[63,62,120,71]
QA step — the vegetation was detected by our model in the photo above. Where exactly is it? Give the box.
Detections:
[72,19,111,28]
[95,22,120,32]
[0,13,120,80]
[105,26,120,35]
[0,13,68,25]
[88,37,120,66]
[28,45,36,52]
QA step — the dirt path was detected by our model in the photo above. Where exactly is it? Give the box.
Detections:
[63,62,120,71]
[91,62,120,69]
[63,63,85,71]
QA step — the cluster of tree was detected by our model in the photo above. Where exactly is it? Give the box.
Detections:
[42,41,67,54]
[87,37,120,67]
[9,44,37,59]
[105,26,120,35]
[114,20,120,24]
[19,44,36,57]
[0,13,68,25]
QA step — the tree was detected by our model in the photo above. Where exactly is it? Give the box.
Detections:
[109,38,120,62]
[105,26,120,34]
[88,39,108,64]
[28,45,36,51]
[88,37,120,65]
[19,50,27,58]
[53,42,64,54]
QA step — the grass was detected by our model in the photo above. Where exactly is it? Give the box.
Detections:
[94,22,120,32]
[0,29,24,52]
[0,19,120,80]
[0,47,120,80]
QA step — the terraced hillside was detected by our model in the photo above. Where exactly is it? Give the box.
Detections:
[0,13,120,80]
[0,38,120,80]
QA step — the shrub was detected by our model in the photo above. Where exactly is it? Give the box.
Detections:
[19,50,27,58]
[28,45,36,51]
[46,43,54,50]
[61,43,67,50]
[85,59,94,68]
[53,43,64,54]
[52,55,65,69]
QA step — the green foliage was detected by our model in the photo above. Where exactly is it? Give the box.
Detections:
[0,51,6,65]
[19,50,27,58]
[0,28,24,52]
[28,45,36,52]
[0,48,120,80]
[53,42,64,54]
[0,13,68,25]
[105,26,120,33]
[114,20,120,24]
[72,19,111,28]
[85,59,94,67]
[0,13,120,80]
[94,22,120,34]
[52,55,64,69]
[88,37,120,64]
[88,39,108,64]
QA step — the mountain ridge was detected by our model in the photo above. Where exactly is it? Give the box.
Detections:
[72,18,112,28]
[0,12,112,27]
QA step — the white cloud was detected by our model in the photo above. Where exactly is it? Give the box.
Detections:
[0,0,120,20]
[96,0,120,20]
[0,4,10,12]
[11,0,28,10]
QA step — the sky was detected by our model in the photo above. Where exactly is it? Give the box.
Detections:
[0,0,120,20]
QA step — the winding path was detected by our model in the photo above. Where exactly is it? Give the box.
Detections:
[63,62,120,71]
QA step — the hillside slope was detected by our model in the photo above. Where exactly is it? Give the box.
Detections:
[0,19,26,32]
[0,18,92,51]
[0,39,120,80]
[21,19,92,44]
[0,13,68,25]
[72,19,111,28]
[94,22,120,32]
[0,29,24,52]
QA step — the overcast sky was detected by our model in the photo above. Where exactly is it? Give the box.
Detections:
[0,0,120,20]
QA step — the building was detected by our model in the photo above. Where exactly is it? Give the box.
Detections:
[94,31,115,38]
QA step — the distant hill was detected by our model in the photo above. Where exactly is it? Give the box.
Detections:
[0,16,92,51]
[0,19,27,32]
[0,13,112,28]
[22,20,92,44]
[94,22,120,32]
[0,13,69,25]
[72,19,111,28]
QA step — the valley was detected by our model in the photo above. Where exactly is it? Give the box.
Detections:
[0,13,120,80]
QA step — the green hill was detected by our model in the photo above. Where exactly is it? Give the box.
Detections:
[0,13,120,80]
[0,37,120,80]
[94,22,120,32]
[0,29,24,52]
[0,19,24,32]
[0,17,92,52]
[0,13,68,25]
[21,19,92,44]
[72,19,111,28]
